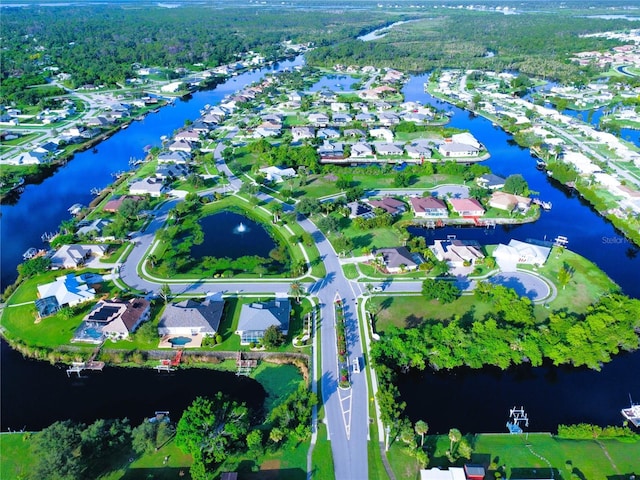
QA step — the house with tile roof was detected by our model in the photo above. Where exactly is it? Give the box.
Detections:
[449,198,485,217]
[368,197,406,216]
[236,298,291,345]
[375,247,418,273]
[86,298,151,340]
[37,274,96,308]
[158,297,225,337]
[410,197,448,218]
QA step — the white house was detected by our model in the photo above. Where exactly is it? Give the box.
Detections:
[493,239,551,271]
[129,177,166,197]
[369,128,394,142]
[259,166,297,183]
[37,274,96,308]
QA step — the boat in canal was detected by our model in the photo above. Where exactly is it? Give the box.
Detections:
[621,400,640,427]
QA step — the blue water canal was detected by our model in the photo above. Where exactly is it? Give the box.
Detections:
[1,66,639,433]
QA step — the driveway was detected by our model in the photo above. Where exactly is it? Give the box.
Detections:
[489,271,550,302]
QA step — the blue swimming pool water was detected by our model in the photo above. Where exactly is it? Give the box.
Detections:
[169,336,192,346]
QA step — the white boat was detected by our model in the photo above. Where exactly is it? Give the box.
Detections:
[622,402,640,427]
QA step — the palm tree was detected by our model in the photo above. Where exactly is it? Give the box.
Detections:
[160,283,172,304]
[270,202,283,223]
[146,254,157,268]
[448,428,462,454]
[414,420,429,447]
[289,280,304,302]
[558,266,572,290]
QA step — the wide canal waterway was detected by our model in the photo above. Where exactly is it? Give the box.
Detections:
[1,67,639,434]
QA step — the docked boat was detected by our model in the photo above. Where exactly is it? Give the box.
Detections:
[622,402,640,427]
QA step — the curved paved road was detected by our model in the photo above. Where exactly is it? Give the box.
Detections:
[117,142,372,479]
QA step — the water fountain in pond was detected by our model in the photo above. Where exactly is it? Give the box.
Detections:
[234,222,248,234]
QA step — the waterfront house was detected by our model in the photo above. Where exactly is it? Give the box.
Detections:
[493,239,551,270]
[448,198,485,217]
[374,142,404,156]
[12,150,48,166]
[156,163,189,180]
[103,195,143,213]
[375,247,418,273]
[451,132,482,150]
[477,173,506,190]
[350,142,374,158]
[37,274,96,308]
[410,197,448,218]
[236,297,291,345]
[318,141,345,160]
[175,130,201,143]
[129,177,166,197]
[76,218,112,239]
[438,141,480,158]
[87,298,151,340]
[405,141,432,160]
[51,244,107,269]
[158,297,225,337]
[157,150,191,165]
[368,197,406,216]
[168,139,193,153]
[430,238,484,268]
[489,191,531,213]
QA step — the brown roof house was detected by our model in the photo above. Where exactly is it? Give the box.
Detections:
[410,197,448,218]
[449,198,485,217]
[84,298,151,340]
[368,197,406,216]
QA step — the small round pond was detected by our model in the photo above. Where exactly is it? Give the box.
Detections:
[169,336,193,346]
[190,211,277,260]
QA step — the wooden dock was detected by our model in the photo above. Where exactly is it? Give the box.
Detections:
[66,361,105,377]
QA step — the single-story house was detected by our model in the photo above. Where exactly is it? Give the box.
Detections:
[85,298,151,340]
[410,197,448,218]
[37,274,96,308]
[168,139,193,153]
[375,247,418,273]
[489,191,532,212]
[291,126,315,141]
[12,150,48,166]
[104,195,143,213]
[318,141,344,159]
[158,297,225,337]
[438,141,480,157]
[236,298,291,344]
[51,244,107,269]
[316,128,341,140]
[375,143,404,156]
[493,239,551,269]
[343,128,366,139]
[430,238,484,267]
[477,173,506,190]
[449,198,485,217]
[308,113,330,127]
[332,113,352,125]
[368,197,406,215]
[405,142,432,160]
[259,166,297,183]
[76,218,112,238]
[174,130,201,143]
[378,112,400,126]
[156,163,189,180]
[350,142,374,158]
[369,128,394,142]
[451,132,482,150]
[129,177,166,197]
[157,150,191,164]
[346,201,375,219]
[254,121,282,138]
[355,113,375,124]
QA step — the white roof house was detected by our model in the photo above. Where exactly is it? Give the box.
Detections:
[420,467,466,480]
[51,244,106,269]
[369,128,394,142]
[493,239,551,271]
[259,166,297,183]
[37,274,96,308]
[130,177,166,197]
[430,239,484,267]
[451,132,482,150]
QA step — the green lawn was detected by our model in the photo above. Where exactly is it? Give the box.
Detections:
[1,433,36,480]
[388,433,640,480]
[374,294,493,333]
[311,423,335,480]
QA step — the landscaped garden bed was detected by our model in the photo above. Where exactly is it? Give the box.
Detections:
[334,297,350,389]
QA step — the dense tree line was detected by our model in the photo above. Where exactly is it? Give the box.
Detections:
[307,11,631,83]
[371,291,640,372]
[1,5,387,92]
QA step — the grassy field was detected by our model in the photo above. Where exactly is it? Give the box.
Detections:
[374,294,493,333]
[387,433,640,480]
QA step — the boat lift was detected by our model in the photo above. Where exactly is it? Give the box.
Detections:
[506,406,529,434]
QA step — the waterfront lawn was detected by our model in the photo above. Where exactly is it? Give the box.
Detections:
[469,433,640,480]
[520,246,619,315]
[0,433,35,480]
[374,295,493,333]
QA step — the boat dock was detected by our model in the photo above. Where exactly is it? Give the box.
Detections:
[66,361,105,377]
[236,351,257,376]
[156,349,182,372]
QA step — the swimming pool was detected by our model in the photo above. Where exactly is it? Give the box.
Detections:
[168,336,192,346]
[73,322,104,343]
